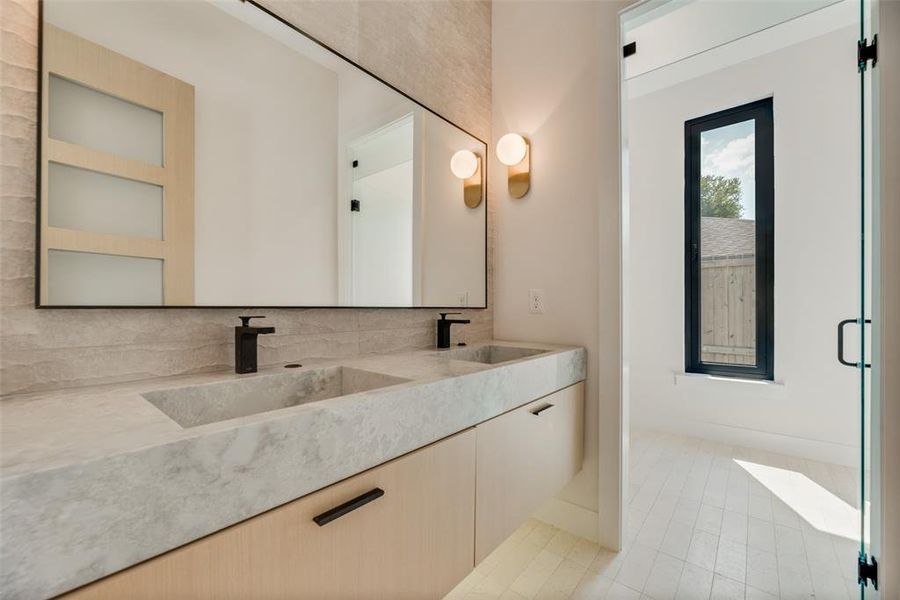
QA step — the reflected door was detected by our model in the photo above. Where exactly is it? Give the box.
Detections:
[41,25,194,306]
[348,115,415,306]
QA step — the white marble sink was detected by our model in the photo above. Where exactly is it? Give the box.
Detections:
[436,344,549,365]
[143,366,410,428]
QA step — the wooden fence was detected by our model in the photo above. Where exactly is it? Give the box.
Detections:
[700,255,756,365]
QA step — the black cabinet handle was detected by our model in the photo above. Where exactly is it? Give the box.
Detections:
[837,318,871,368]
[531,403,554,416]
[313,487,384,527]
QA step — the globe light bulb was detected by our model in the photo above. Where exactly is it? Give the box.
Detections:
[496,133,528,166]
[450,150,479,179]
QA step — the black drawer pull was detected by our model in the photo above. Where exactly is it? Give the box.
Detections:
[531,403,554,416]
[313,487,384,527]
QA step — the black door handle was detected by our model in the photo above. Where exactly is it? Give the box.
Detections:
[313,487,384,526]
[837,318,871,368]
[531,403,555,416]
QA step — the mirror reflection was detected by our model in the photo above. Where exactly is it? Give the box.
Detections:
[39,0,487,308]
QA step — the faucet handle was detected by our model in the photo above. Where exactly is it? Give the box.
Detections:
[238,315,266,327]
[439,312,462,320]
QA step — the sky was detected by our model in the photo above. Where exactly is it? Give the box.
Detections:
[700,119,756,220]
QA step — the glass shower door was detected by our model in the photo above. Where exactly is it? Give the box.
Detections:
[855,0,879,594]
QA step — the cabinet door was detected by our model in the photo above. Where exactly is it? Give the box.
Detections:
[63,429,476,600]
[474,382,584,562]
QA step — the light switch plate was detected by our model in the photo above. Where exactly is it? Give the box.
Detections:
[529,289,545,314]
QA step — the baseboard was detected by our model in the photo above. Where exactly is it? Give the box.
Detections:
[633,416,858,467]
[533,497,600,543]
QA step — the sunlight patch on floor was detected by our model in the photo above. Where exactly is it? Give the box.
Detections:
[734,458,865,542]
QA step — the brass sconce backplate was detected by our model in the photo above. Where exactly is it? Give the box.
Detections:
[508,142,530,199]
[464,156,483,208]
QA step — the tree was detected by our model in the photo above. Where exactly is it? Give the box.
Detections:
[700,174,743,218]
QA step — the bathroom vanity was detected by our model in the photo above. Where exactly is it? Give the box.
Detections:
[5,1,587,597]
[0,342,585,599]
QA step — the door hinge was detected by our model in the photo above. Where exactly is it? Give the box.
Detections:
[858,35,878,72]
[623,41,637,58]
[352,160,359,168]
[350,199,360,212]
[858,554,878,589]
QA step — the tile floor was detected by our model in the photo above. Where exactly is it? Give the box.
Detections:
[445,429,863,600]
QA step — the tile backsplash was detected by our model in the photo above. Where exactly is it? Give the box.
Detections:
[0,0,492,395]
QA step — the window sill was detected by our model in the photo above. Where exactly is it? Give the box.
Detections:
[674,372,786,395]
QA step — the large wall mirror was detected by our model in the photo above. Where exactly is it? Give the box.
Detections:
[37,0,487,308]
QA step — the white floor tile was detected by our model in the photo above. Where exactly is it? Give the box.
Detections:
[616,544,658,592]
[710,574,745,600]
[675,562,714,600]
[649,494,680,522]
[660,520,693,560]
[774,524,806,563]
[546,530,579,558]
[745,547,779,596]
[809,566,852,600]
[696,504,724,535]
[744,586,778,600]
[747,493,774,522]
[567,539,600,568]
[721,510,749,544]
[686,529,719,568]
[534,559,587,600]
[771,499,801,530]
[714,538,747,583]
[672,497,702,527]
[591,548,627,581]
[747,518,776,554]
[510,550,565,599]
[490,540,544,586]
[607,582,643,600]
[776,565,814,600]
[570,572,613,600]
[499,589,528,600]
[724,489,749,516]
[636,515,671,550]
[643,552,684,600]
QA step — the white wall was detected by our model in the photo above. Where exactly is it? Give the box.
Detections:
[627,23,861,465]
[46,1,340,306]
[875,1,900,593]
[419,110,487,307]
[492,1,625,548]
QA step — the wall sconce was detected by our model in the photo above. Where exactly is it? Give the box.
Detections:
[496,133,530,198]
[450,149,483,208]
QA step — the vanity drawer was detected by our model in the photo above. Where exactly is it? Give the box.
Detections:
[61,429,476,600]
[474,382,584,562]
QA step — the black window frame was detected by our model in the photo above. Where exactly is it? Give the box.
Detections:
[684,98,774,381]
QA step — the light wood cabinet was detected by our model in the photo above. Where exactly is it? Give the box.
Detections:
[62,429,476,600]
[59,382,585,599]
[474,382,585,562]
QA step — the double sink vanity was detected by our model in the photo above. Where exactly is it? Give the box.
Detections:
[1,340,586,599]
[8,0,587,597]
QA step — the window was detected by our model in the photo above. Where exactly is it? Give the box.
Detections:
[684,98,774,380]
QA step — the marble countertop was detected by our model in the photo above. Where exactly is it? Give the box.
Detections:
[0,340,585,599]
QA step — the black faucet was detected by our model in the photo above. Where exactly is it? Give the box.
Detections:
[235,315,275,374]
[436,312,470,349]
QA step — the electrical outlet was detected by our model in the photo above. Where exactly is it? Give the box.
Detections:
[456,291,468,307]
[529,289,545,314]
